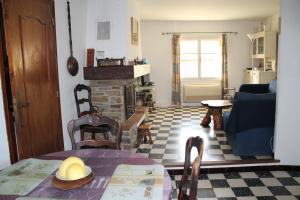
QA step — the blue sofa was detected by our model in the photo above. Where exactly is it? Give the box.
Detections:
[223,80,276,156]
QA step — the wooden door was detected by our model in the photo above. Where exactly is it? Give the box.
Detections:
[3,0,64,159]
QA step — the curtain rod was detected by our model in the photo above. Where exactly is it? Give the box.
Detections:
[161,31,238,35]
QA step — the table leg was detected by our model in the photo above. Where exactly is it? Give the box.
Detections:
[201,108,212,127]
[212,108,222,130]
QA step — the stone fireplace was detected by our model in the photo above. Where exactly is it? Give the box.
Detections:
[84,64,151,150]
[90,79,136,123]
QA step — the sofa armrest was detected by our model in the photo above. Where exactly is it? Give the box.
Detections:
[226,98,276,134]
[239,84,269,94]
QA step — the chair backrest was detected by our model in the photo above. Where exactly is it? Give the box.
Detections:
[67,114,122,150]
[178,136,204,200]
[74,84,93,117]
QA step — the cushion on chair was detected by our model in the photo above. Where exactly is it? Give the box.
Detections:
[239,84,269,94]
[268,79,277,93]
[234,92,276,101]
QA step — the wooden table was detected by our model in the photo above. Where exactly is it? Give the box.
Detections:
[201,100,232,130]
[0,149,172,200]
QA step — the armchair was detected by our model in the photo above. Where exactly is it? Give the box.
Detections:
[223,80,276,156]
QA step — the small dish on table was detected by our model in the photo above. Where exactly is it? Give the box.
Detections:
[52,166,94,190]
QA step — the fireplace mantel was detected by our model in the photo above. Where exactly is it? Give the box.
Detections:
[83,64,150,80]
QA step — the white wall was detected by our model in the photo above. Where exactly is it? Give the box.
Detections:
[86,0,127,59]
[141,20,261,107]
[54,0,88,150]
[0,77,11,169]
[86,0,141,60]
[274,0,300,165]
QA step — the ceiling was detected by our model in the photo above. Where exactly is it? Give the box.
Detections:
[136,0,280,21]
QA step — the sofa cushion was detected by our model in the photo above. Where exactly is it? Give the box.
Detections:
[269,79,277,93]
[222,111,231,131]
[231,128,274,156]
[234,92,276,101]
[239,84,269,94]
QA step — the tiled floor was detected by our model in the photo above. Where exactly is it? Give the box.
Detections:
[133,107,273,165]
[170,170,300,200]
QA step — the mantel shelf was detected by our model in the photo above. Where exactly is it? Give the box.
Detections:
[84,64,150,80]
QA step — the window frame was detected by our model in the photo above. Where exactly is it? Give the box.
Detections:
[179,36,222,80]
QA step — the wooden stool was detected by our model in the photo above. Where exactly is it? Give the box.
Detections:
[137,122,153,146]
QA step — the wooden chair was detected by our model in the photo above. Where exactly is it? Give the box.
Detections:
[178,136,204,200]
[67,114,122,150]
[74,84,99,116]
[74,84,105,140]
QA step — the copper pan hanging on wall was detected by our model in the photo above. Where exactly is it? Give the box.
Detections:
[66,1,78,76]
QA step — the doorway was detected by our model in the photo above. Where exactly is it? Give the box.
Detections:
[1,0,64,161]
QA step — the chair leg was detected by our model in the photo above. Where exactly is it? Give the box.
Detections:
[143,130,148,143]
[104,131,109,140]
[80,129,84,141]
[135,129,143,148]
[91,131,96,140]
[100,127,109,140]
[148,129,153,144]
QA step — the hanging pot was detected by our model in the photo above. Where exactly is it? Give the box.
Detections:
[66,1,78,76]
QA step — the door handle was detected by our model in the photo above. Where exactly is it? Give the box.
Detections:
[13,92,30,129]
[17,101,30,108]
[14,92,30,109]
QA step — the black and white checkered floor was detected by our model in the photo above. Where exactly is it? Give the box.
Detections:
[133,107,273,165]
[170,170,300,199]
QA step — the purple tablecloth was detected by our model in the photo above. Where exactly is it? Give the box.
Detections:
[0,149,172,200]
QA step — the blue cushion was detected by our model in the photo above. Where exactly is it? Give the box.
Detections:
[234,92,276,101]
[269,79,277,93]
[231,128,274,156]
[222,111,231,131]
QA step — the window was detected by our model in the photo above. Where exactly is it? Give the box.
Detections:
[180,38,222,79]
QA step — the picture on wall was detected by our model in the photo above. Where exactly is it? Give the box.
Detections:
[131,17,139,45]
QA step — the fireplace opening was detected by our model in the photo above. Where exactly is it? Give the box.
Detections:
[124,83,135,120]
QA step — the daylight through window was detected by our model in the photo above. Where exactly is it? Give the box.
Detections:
[180,38,222,79]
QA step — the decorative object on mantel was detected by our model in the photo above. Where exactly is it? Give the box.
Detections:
[131,17,139,45]
[96,58,125,67]
[86,48,94,67]
[142,58,149,64]
[66,1,79,76]
[84,64,150,80]
[133,57,144,65]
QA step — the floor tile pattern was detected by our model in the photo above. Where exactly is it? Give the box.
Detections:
[170,170,300,200]
[133,107,273,164]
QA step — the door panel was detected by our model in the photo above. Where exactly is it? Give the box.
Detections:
[4,0,64,159]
